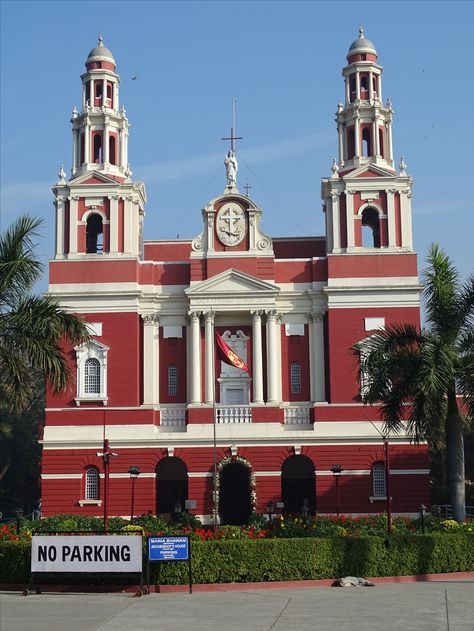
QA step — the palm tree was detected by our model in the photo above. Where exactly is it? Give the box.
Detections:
[0,215,90,414]
[357,245,474,523]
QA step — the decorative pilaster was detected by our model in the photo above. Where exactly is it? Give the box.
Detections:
[386,188,396,247]
[251,311,264,404]
[266,310,279,404]
[345,190,355,249]
[204,310,215,404]
[189,311,202,404]
[309,312,326,402]
[142,314,160,405]
[331,193,341,251]
[109,195,119,252]
[69,196,78,254]
[55,197,65,256]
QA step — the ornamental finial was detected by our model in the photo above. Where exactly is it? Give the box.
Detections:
[58,164,66,183]
[399,156,407,175]
[98,33,104,47]
[359,25,365,38]
[331,158,340,178]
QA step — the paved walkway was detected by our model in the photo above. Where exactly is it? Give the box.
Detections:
[1,578,473,631]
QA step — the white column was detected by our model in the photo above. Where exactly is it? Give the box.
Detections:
[251,311,264,404]
[387,120,393,164]
[84,118,90,165]
[386,188,396,247]
[355,73,360,100]
[109,195,118,253]
[354,113,360,158]
[345,191,355,249]
[266,310,278,404]
[311,312,326,402]
[337,125,344,164]
[103,122,109,164]
[142,315,159,405]
[368,71,373,101]
[123,196,132,254]
[400,190,413,250]
[55,197,65,257]
[331,193,341,251]
[372,118,378,156]
[345,76,350,103]
[102,78,107,107]
[69,196,78,254]
[204,311,214,404]
[189,311,202,404]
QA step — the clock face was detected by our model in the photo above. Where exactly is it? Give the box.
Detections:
[216,203,246,246]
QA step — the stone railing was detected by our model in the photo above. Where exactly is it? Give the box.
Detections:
[216,406,252,424]
[160,407,186,430]
[283,407,311,425]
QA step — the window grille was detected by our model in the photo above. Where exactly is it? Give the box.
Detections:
[84,358,100,394]
[85,467,99,500]
[290,362,301,394]
[373,462,386,497]
[168,364,178,396]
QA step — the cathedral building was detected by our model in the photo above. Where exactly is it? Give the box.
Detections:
[42,30,429,523]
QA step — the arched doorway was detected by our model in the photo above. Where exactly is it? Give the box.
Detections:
[219,461,252,525]
[156,457,188,515]
[281,455,316,514]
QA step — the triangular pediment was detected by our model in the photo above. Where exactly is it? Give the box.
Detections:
[68,171,120,186]
[343,163,397,179]
[186,268,279,297]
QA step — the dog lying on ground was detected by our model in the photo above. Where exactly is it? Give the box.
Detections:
[335,576,375,587]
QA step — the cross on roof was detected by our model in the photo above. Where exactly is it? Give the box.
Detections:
[243,183,252,197]
[221,97,243,152]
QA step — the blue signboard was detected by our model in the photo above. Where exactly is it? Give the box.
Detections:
[148,536,189,561]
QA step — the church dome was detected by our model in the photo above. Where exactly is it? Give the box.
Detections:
[347,27,377,59]
[86,35,115,65]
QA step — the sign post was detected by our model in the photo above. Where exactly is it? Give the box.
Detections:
[148,535,192,593]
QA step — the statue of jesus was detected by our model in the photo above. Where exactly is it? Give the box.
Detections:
[224,150,238,188]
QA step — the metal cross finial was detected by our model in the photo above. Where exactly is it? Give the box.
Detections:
[244,183,252,197]
[221,97,243,152]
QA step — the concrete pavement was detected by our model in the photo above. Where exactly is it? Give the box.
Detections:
[1,579,473,631]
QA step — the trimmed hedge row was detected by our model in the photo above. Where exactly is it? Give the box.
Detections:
[1,534,473,585]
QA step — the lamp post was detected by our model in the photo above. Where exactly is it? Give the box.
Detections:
[96,439,118,532]
[128,466,140,523]
[384,438,392,534]
[331,464,343,517]
[419,503,427,534]
[14,508,23,535]
[266,501,274,523]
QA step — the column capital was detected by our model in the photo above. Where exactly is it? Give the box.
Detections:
[265,309,278,321]
[251,310,263,319]
[308,311,325,322]
[141,313,159,325]
[204,310,215,324]
[188,311,201,324]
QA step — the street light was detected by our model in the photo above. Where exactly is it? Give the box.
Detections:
[14,508,23,535]
[419,503,427,534]
[266,501,274,523]
[128,466,140,523]
[96,439,119,532]
[331,464,343,517]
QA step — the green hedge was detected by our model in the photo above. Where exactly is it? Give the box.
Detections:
[1,535,473,585]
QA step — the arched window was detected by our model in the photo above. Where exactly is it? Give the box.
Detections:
[168,364,178,396]
[349,76,356,101]
[85,467,100,500]
[290,362,301,394]
[86,213,103,254]
[95,82,102,100]
[379,128,384,158]
[347,128,355,160]
[85,81,91,105]
[109,136,116,165]
[93,134,102,163]
[84,358,100,394]
[360,76,368,93]
[361,207,380,248]
[372,462,386,497]
[362,127,371,156]
[75,339,109,405]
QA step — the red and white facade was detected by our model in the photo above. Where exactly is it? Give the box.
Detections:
[42,31,429,522]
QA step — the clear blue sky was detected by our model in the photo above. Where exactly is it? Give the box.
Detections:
[1,0,473,292]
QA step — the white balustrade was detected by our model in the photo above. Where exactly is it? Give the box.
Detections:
[216,406,252,424]
[284,407,311,425]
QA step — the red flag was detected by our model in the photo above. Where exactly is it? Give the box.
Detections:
[215,331,249,372]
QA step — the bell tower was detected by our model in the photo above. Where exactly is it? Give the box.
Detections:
[322,28,413,253]
[52,36,146,260]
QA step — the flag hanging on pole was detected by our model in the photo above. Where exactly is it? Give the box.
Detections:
[215,331,249,372]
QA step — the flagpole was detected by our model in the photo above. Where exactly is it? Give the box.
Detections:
[212,309,218,533]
